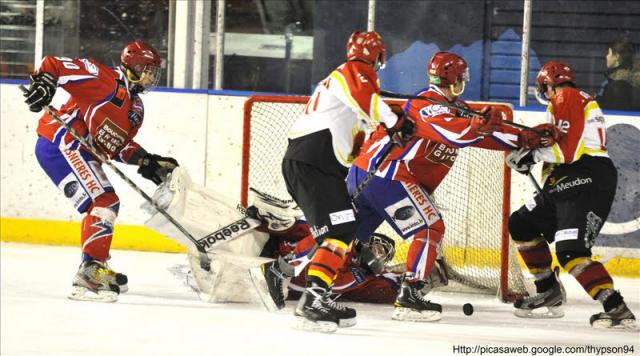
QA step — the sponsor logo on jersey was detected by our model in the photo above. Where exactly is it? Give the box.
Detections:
[403,182,441,226]
[198,218,253,249]
[58,174,90,209]
[350,267,368,284]
[384,197,426,235]
[419,104,450,120]
[554,228,578,242]
[310,224,329,238]
[585,211,602,248]
[329,209,356,225]
[393,206,415,221]
[95,118,127,155]
[548,176,592,193]
[63,150,101,194]
[63,181,79,198]
[425,143,458,168]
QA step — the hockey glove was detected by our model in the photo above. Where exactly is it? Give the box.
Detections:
[249,188,300,232]
[506,147,536,175]
[470,106,502,136]
[138,153,179,185]
[518,123,562,149]
[386,114,416,147]
[24,72,57,112]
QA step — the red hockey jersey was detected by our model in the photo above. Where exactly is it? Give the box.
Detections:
[354,85,520,193]
[34,56,145,163]
[534,87,609,166]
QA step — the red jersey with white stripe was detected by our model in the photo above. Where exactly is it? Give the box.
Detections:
[354,85,520,192]
[34,56,144,163]
[534,87,609,166]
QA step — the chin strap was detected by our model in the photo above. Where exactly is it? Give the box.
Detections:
[450,80,466,97]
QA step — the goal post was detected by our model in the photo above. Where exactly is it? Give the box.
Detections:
[241,95,527,301]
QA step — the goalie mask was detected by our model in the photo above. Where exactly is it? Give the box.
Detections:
[121,40,162,93]
[534,61,576,105]
[355,233,396,275]
[368,233,396,263]
[346,31,387,71]
[427,52,469,97]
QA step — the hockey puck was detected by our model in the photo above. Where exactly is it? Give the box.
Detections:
[463,303,474,316]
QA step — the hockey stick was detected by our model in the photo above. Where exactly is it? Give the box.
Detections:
[380,90,544,134]
[350,135,398,201]
[196,206,263,251]
[527,171,543,196]
[19,85,213,271]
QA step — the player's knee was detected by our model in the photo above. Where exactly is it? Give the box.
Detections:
[509,211,538,243]
[555,243,591,268]
[89,192,120,216]
[429,219,445,237]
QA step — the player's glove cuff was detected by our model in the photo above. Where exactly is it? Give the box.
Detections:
[506,147,536,175]
[138,153,179,185]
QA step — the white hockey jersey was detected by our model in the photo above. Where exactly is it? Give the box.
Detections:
[287,60,398,168]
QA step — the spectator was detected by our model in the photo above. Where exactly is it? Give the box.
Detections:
[595,40,639,111]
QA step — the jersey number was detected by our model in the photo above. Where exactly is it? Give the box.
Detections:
[55,56,80,70]
[304,78,331,115]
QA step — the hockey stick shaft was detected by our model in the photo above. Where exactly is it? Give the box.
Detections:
[528,171,543,195]
[379,90,545,134]
[350,140,396,200]
[19,85,212,270]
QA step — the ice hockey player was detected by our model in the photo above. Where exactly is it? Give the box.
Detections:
[260,228,402,306]
[506,61,636,329]
[253,211,449,311]
[280,31,415,332]
[23,41,179,302]
[347,51,554,322]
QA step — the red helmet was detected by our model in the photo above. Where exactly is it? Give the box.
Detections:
[535,61,575,88]
[120,40,162,91]
[535,61,575,104]
[427,52,468,87]
[346,31,386,70]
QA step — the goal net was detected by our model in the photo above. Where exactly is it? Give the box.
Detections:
[241,95,528,301]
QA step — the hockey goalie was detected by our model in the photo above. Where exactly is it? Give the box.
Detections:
[142,167,301,304]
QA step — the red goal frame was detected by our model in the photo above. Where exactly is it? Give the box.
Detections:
[241,95,518,301]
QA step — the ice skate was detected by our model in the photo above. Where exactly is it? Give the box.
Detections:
[249,257,290,312]
[68,260,120,303]
[514,267,566,318]
[392,274,442,322]
[590,300,636,329]
[104,261,128,293]
[294,283,356,333]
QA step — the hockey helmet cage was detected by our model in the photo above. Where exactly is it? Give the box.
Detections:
[347,31,387,71]
[427,51,469,96]
[369,233,396,263]
[121,40,162,91]
[535,61,576,105]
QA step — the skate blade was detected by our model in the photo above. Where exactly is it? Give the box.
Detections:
[514,306,564,319]
[338,317,357,328]
[248,267,280,313]
[392,307,442,322]
[591,318,637,330]
[294,316,338,333]
[68,286,118,303]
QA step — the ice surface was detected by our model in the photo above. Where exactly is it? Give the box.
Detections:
[1,243,638,356]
